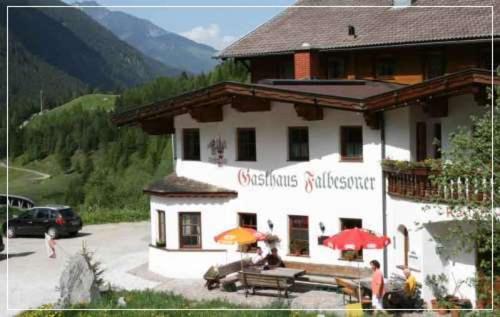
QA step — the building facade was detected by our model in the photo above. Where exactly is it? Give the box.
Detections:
[113,0,499,306]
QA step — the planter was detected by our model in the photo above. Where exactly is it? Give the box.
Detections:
[431,299,449,315]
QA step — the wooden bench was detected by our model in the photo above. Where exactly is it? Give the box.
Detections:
[203,260,243,290]
[336,277,371,306]
[238,271,293,298]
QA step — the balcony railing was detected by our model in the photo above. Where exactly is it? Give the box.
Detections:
[382,161,490,202]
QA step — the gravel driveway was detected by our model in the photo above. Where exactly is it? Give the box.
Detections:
[0,221,154,316]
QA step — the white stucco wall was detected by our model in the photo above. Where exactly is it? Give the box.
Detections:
[148,93,482,305]
[386,196,477,306]
[150,102,385,275]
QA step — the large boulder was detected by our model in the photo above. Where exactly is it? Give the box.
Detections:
[58,253,101,307]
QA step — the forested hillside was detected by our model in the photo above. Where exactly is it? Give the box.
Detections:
[8,62,248,222]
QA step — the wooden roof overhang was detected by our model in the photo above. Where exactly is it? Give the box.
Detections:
[142,190,238,198]
[143,173,238,198]
[112,69,499,134]
[365,68,499,112]
[112,81,365,134]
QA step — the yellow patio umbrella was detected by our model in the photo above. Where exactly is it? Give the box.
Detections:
[214,227,266,271]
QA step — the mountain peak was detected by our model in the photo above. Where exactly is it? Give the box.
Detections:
[79,5,218,74]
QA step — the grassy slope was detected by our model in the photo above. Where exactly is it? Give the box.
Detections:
[27,94,117,128]
[17,289,335,317]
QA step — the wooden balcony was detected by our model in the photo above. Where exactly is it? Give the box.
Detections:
[382,161,490,202]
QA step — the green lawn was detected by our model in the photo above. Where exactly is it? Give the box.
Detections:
[1,157,77,205]
[17,290,340,317]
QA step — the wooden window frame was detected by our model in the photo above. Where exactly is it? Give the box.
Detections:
[340,126,363,162]
[288,127,309,162]
[416,122,427,162]
[236,128,257,162]
[339,218,363,260]
[327,56,347,79]
[423,52,446,80]
[178,212,202,249]
[433,123,442,159]
[238,212,258,252]
[288,215,310,257]
[375,55,396,79]
[182,128,201,161]
[157,210,166,247]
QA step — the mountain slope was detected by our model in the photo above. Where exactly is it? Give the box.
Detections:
[77,2,219,74]
[3,0,183,91]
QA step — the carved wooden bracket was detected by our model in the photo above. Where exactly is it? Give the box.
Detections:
[140,117,174,135]
[189,105,223,122]
[231,95,271,112]
[294,103,323,121]
[363,111,381,130]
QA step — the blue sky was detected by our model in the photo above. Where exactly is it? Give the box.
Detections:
[66,0,295,50]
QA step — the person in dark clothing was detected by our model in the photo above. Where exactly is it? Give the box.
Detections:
[264,247,285,269]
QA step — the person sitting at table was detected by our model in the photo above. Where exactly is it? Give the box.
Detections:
[251,246,265,265]
[264,247,285,269]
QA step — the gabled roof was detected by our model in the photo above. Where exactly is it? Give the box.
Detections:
[144,173,238,198]
[219,0,499,58]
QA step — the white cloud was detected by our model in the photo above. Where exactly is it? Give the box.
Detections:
[180,24,237,51]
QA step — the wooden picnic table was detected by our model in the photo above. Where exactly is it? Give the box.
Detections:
[260,267,306,279]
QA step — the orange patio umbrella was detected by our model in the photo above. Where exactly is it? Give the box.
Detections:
[214,227,267,271]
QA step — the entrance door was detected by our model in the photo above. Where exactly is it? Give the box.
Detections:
[416,122,427,161]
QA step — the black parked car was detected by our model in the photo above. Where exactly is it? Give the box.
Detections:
[2,205,83,239]
[0,235,3,252]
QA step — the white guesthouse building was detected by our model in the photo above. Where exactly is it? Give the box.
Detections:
[113,0,499,306]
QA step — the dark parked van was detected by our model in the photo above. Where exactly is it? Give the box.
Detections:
[2,205,82,239]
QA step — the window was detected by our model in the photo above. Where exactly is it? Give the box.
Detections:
[433,123,442,159]
[239,213,257,251]
[288,127,309,161]
[157,210,166,247]
[20,209,36,219]
[416,122,427,161]
[237,128,256,161]
[327,56,346,79]
[179,212,201,248]
[376,56,396,78]
[340,218,363,260]
[425,53,445,79]
[278,59,294,79]
[35,209,49,219]
[182,129,200,161]
[289,215,309,256]
[340,126,363,161]
[479,49,500,72]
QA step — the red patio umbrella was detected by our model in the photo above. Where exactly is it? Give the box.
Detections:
[322,227,391,298]
[323,227,390,251]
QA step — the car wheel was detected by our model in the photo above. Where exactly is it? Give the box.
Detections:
[69,231,78,237]
[47,227,58,239]
[7,226,16,238]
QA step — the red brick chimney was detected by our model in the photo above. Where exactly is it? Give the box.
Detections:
[294,49,320,80]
